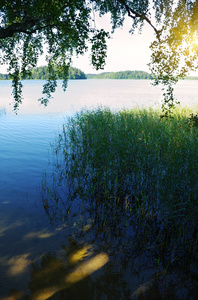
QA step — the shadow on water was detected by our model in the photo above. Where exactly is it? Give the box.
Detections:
[1,107,198,299]
[4,231,195,300]
[0,209,162,300]
[39,108,198,299]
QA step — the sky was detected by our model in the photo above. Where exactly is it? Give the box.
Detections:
[0,15,155,75]
[0,14,197,76]
[70,16,155,74]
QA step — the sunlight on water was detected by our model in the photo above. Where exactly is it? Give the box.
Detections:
[0,79,197,299]
[0,221,23,238]
[35,252,109,299]
[68,245,92,265]
[7,254,31,276]
[65,253,109,284]
[23,230,55,240]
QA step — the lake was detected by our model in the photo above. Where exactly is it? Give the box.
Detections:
[0,79,197,299]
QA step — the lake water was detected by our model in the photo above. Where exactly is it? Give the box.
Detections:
[0,79,197,299]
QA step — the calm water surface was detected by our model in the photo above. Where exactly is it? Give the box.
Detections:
[0,80,197,299]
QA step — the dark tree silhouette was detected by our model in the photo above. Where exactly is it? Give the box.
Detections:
[1,1,198,111]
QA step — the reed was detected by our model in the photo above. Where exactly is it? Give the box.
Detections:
[43,106,198,271]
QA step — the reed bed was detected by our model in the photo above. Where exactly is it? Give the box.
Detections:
[43,106,198,272]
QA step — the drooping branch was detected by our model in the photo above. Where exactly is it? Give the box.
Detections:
[0,16,48,38]
[118,0,162,40]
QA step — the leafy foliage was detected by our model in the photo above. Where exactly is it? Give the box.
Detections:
[0,1,198,111]
[149,1,198,115]
[188,113,198,128]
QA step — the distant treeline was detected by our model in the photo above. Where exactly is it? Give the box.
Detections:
[0,66,86,80]
[0,73,9,80]
[1,68,198,80]
[184,76,198,80]
[86,70,153,79]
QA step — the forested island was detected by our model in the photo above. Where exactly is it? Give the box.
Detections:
[0,68,150,80]
[87,70,153,79]
[0,66,87,80]
[1,67,197,81]
[0,69,151,80]
[87,70,198,80]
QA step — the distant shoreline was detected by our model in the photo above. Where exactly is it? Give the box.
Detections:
[0,66,198,80]
[1,77,198,81]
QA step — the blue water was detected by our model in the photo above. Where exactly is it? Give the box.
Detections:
[0,79,197,298]
[1,79,197,203]
[1,79,164,204]
[0,115,62,199]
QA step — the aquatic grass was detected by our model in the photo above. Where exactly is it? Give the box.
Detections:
[42,106,198,271]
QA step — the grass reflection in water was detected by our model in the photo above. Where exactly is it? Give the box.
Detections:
[28,240,109,300]
[41,107,198,299]
[6,238,110,300]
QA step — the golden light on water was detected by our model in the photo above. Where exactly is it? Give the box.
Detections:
[23,230,54,240]
[65,253,109,284]
[68,245,92,265]
[7,254,31,276]
[30,247,109,300]
[0,222,23,238]
[31,287,59,300]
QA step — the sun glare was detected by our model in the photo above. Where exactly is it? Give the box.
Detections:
[193,39,198,45]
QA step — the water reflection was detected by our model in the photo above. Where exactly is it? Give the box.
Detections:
[40,182,198,299]
[40,108,198,299]
[5,237,127,300]
[28,240,109,300]
[4,233,197,300]
[34,218,197,300]
[1,81,198,299]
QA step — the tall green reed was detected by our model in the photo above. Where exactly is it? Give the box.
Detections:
[42,106,198,270]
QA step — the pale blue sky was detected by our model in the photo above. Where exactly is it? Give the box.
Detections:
[71,17,155,74]
[0,14,197,75]
[0,16,155,74]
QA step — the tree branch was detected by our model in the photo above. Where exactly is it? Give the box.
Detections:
[0,16,47,38]
[118,0,162,40]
